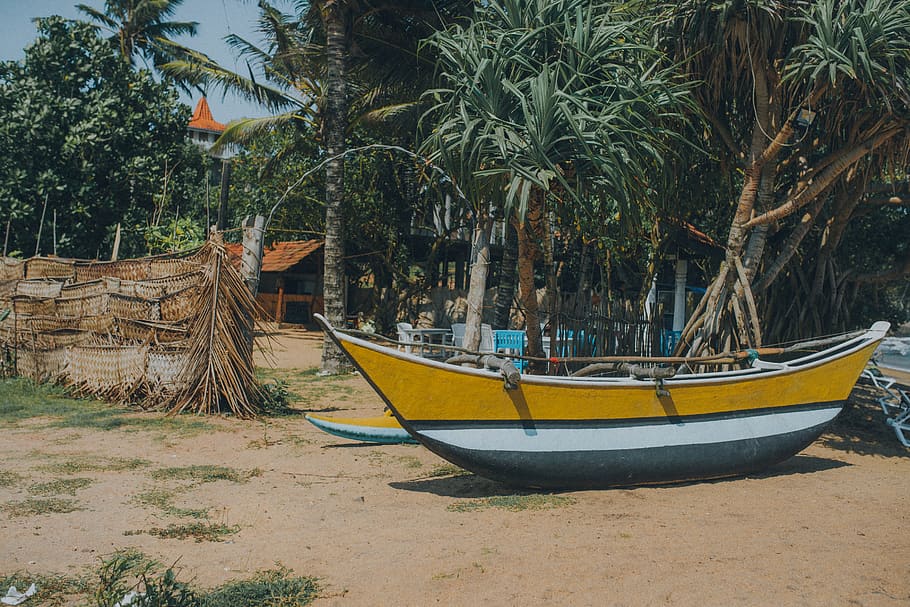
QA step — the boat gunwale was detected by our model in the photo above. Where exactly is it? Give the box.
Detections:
[316,315,889,389]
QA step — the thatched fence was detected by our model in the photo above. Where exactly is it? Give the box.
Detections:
[0,238,261,418]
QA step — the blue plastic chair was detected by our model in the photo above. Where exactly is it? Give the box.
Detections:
[494,330,527,371]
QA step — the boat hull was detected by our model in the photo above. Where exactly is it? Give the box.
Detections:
[411,404,841,488]
[316,317,888,488]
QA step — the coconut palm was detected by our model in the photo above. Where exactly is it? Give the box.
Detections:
[76,0,198,66]
[421,0,692,355]
[164,0,469,373]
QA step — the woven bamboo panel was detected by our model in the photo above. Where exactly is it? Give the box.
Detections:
[109,293,161,321]
[65,344,148,391]
[74,260,148,282]
[117,319,187,343]
[17,280,64,298]
[25,258,75,280]
[56,293,110,318]
[60,280,107,298]
[146,346,189,391]
[133,271,203,298]
[17,347,67,382]
[13,297,56,316]
[22,314,113,334]
[159,286,200,322]
[149,259,202,279]
[0,258,24,280]
[25,330,91,350]
[0,280,18,298]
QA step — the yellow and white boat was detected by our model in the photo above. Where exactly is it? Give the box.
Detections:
[315,315,889,488]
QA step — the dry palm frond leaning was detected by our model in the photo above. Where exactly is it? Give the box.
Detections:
[163,237,261,418]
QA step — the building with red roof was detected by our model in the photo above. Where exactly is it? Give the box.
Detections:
[226,240,325,324]
[187,97,226,153]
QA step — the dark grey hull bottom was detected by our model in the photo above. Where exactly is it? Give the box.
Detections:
[414,422,833,489]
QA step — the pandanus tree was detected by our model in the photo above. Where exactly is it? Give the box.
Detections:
[421,0,691,356]
[662,0,910,353]
[164,0,468,373]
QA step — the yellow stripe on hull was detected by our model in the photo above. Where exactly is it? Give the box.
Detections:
[341,340,878,423]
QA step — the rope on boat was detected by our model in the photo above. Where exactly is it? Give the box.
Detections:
[446,354,521,389]
[339,327,866,369]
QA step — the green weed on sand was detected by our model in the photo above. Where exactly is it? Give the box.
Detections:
[2,497,83,517]
[124,522,240,542]
[28,477,93,496]
[150,465,262,484]
[37,454,150,475]
[447,494,577,513]
[0,378,211,435]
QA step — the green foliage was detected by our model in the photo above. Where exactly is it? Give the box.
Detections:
[94,549,197,607]
[0,17,206,259]
[145,216,207,255]
[4,553,317,607]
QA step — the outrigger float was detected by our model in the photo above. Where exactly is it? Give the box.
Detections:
[314,314,889,488]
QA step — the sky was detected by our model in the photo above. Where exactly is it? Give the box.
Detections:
[0,0,284,121]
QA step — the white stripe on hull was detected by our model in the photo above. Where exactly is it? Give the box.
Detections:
[416,407,841,453]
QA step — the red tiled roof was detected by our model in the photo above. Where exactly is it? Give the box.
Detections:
[225,240,324,273]
[188,97,225,133]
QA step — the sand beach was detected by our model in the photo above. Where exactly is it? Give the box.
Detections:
[1,325,908,606]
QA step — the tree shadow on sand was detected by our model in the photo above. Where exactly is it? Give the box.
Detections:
[819,383,909,458]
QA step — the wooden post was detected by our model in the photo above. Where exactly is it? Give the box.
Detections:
[241,214,266,295]
[111,223,122,261]
[216,159,231,231]
[276,285,285,324]
[35,194,48,256]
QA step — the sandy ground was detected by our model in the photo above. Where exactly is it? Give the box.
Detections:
[1,325,909,606]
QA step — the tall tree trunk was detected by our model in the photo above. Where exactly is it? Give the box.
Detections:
[517,188,547,365]
[463,214,493,351]
[492,220,518,329]
[320,3,350,374]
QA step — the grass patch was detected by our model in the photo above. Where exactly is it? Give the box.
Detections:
[125,522,240,542]
[200,566,318,607]
[0,571,90,607]
[28,477,92,496]
[0,378,211,435]
[2,552,317,607]
[150,465,262,484]
[0,470,24,487]
[37,454,150,474]
[258,367,357,409]
[427,464,471,478]
[132,488,209,519]
[446,494,577,513]
[2,497,83,516]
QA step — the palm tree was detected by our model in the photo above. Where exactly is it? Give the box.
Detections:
[422,0,692,356]
[661,0,910,351]
[76,0,198,66]
[164,0,469,373]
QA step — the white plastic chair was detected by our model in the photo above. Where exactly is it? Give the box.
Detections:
[396,322,422,354]
[480,324,494,353]
[451,323,466,348]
